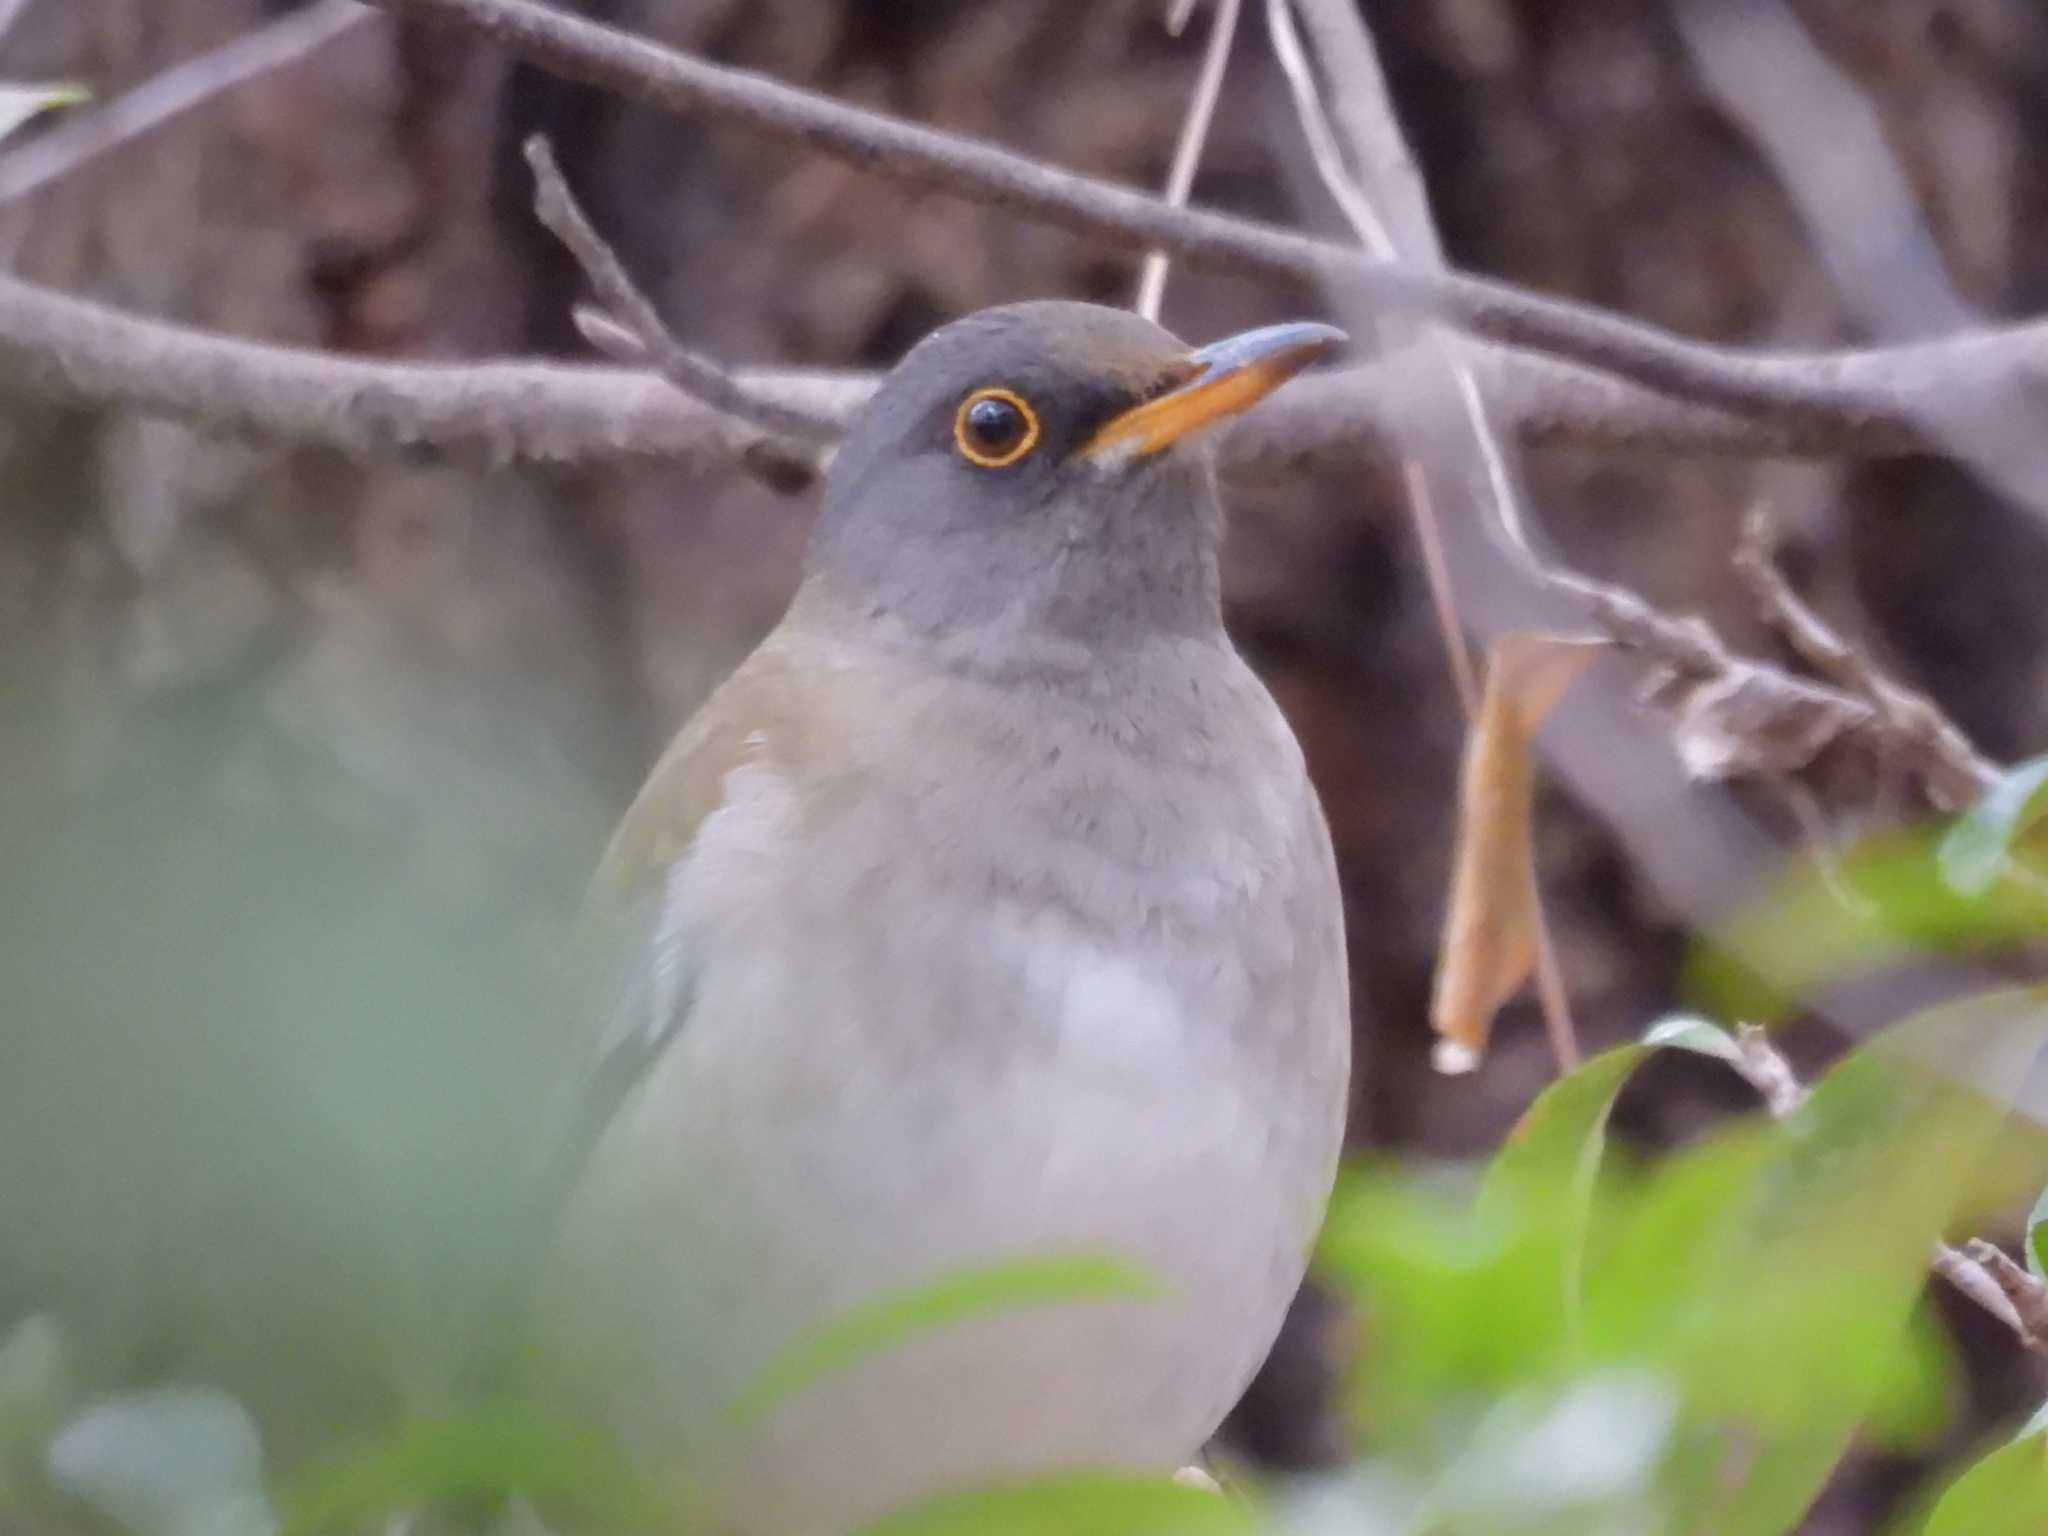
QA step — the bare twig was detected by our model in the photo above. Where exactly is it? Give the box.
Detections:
[0,0,374,205]
[0,0,35,51]
[1273,0,1579,1068]
[1725,1025,2048,1353]
[1265,0,1480,713]
[522,134,837,476]
[1930,1244,2035,1343]
[1960,1239,2048,1347]
[1731,1022,1808,1117]
[0,265,870,467]
[1134,0,1241,321]
[3,0,2045,480]
[1554,565,1877,785]
[358,0,2036,436]
[1732,508,1997,812]
[9,264,2028,481]
[1677,0,2048,537]
[1675,0,1972,341]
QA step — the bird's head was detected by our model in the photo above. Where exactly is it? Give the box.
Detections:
[802,300,1344,665]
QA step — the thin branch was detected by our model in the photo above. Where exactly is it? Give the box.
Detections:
[1273,0,1577,1068]
[358,0,2034,436]
[0,0,35,52]
[1676,0,2048,536]
[10,265,2034,481]
[1731,1022,1808,1117]
[1553,565,1880,787]
[1134,0,1241,322]
[1731,508,1997,812]
[1265,0,1479,714]
[0,265,870,467]
[0,0,374,206]
[1930,1244,2035,1344]
[522,134,837,470]
[1959,1239,2048,1348]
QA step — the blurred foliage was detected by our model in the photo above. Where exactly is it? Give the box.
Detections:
[717,1254,1165,1438]
[1909,1416,2048,1536]
[281,1404,648,1536]
[10,636,2048,1536]
[1315,998,2036,1536]
[1939,756,2048,899]
[1687,828,2048,1026]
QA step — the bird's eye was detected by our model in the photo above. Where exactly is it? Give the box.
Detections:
[953,387,1040,468]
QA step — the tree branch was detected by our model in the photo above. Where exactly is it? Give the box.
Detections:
[0,0,375,206]
[1731,509,1997,812]
[358,0,2048,437]
[0,265,869,467]
[1270,0,1588,1070]
[4,262,2046,482]
[1133,0,1241,322]
[522,133,837,449]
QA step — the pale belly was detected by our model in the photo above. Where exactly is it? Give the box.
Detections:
[538,645,1351,1533]
[541,899,1343,1535]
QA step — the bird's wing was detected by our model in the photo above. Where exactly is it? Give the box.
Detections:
[556,636,816,1164]
[468,636,824,1387]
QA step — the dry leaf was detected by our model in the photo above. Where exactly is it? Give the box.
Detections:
[1430,633,1604,1071]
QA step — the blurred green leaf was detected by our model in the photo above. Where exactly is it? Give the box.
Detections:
[46,1389,273,1536]
[1940,756,2048,897]
[1653,990,2048,1534]
[279,1403,647,1536]
[1479,1044,1649,1217]
[1477,1044,1650,1345]
[860,1472,1256,1536]
[0,82,87,145]
[1320,1163,1572,1435]
[1323,988,2048,1534]
[1419,1370,1678,1524]
[0,1313,68,1510]
[721,1254,1163,1435]
[1915,1423,2048,1536]
[1687,832,2048,1023]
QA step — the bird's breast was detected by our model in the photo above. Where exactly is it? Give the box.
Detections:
[543,636,1349,1530]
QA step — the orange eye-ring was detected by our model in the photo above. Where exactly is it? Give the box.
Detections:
[953,387,1041,468]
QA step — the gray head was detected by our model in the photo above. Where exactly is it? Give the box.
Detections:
[801,300,1343,668]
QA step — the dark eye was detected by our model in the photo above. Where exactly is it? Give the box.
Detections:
[953,387,1041,468]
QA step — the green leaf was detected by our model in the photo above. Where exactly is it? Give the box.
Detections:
[1916,1423,2048,1536]
[1316,1163,1577,1436]
[0,1313,68,1511]
[1478,1043,1652,1340]
[0,82,88,146]
[278,1403,648,1536]
[1940,756,2048,897]
[1480,1043,1650,1219]
[1654,989,2048,1536]
[859,1472,1256,1536]
[721,1253,1163,1435]
[46,1390,273,1536]
[1688,830,2048,1023]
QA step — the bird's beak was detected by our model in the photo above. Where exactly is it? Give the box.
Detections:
[1080,320,1347,462]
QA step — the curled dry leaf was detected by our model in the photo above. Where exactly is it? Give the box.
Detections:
[1431,633,1605,1071]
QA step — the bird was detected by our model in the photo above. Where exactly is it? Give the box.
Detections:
[532,300,1353,1534]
